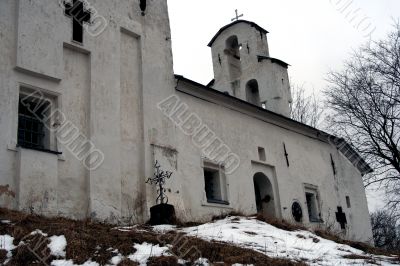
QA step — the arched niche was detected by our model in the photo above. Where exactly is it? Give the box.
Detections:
[246,79,261,106]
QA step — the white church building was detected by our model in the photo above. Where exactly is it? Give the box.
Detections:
[0,0,373,243]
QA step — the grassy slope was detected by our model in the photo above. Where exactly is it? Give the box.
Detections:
[0,208,398,266]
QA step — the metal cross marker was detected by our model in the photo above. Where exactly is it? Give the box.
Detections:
[231,9,244,22]
[335,207,347,229]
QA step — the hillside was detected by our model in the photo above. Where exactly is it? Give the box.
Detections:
[0,209,398,266]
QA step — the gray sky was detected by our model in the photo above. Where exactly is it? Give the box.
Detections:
[168,0,400,91]
[167,0,400,212]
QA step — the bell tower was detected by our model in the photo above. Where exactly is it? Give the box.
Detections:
[208,20,292,117]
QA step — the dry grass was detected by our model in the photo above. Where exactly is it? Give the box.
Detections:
[313,228,393,257]
[118,259,139,265]
[0,208,306,266]
[147,256,179,266]
[211,211,246,222]
[0,249,7,264]
[159,233,307,266]
[343,254,373,260]
[256,214,307,232]
[342,254,380,265]
[4,207,395,265]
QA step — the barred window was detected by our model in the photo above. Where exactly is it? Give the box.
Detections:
[17,95,50,150]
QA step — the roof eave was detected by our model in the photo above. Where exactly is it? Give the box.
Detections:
[208,20,269,47]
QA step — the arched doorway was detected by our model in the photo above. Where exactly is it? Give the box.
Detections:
[253,172,276,219]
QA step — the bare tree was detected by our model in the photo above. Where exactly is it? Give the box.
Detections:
[371,211,400,251]
[325,22,400,216]
[290,84,324,128]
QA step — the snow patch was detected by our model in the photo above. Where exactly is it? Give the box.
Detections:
[51,259,99,266]
[127,242,170,265]
[48,235,67,257]
[178,216,397,266]
[194,258,210,265]
[30,229,48,237]
[0,234,16,264]
[109,253,123,265]
[152,224,176,233]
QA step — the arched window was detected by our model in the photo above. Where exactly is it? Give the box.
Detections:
[225,35,241,59]
[246,79,260,106]
[225,36,242,82]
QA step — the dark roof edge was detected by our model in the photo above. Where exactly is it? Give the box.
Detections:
[206,79,215,87]
[175,74,322,132]
[258,56,290,68]
[174,74,373,176]
[208,20,269,47]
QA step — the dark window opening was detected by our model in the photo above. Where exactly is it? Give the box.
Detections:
[246,79,261,106]
[204,164,229,205]
[139,0,147,16]
[225,35,242,82]
[18,96,50,150]
[292,201,303,222]
[346,196,351,208]
[258,147,266,161]
[64,0,91,43]
[306,192,320,223]
[204,169,221,202]
[73,20,84,43]
[330,154,337,176]
[225,35,241,60]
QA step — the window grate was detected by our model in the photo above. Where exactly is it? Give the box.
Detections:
[17,97,48,150]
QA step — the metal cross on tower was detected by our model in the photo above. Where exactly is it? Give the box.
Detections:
[231,9,244,22]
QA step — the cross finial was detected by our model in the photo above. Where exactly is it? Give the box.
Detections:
[231,9,244,22]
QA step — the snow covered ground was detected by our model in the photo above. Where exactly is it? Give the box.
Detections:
[154,216,399,266]
[1,216,398,265]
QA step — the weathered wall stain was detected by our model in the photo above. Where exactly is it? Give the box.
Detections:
[0,185,16,198]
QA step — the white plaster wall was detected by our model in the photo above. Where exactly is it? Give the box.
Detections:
[0,0,20,210]
[0,0,373,244]
[17,148,58,216]
[0,0,176,223]
[166,82,372,243]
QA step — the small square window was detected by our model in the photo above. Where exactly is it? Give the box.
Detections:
[346,196,351,208]
[203,162,228,205]
[258,147,266,161]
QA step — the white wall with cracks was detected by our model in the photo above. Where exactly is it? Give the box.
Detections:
[0,0,175,223]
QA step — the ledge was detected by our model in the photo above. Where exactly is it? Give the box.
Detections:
[17,145,62,155]
[251,160,275,168]
[63,42,91,55]
[201,200,233,209]
[7,141,18,152]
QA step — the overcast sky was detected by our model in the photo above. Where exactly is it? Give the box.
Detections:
[167,0,400,213]
[168,0,400,91]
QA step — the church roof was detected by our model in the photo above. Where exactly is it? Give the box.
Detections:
[257,56,290,68]
[208,20,269,47]
[174,74,373,176]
